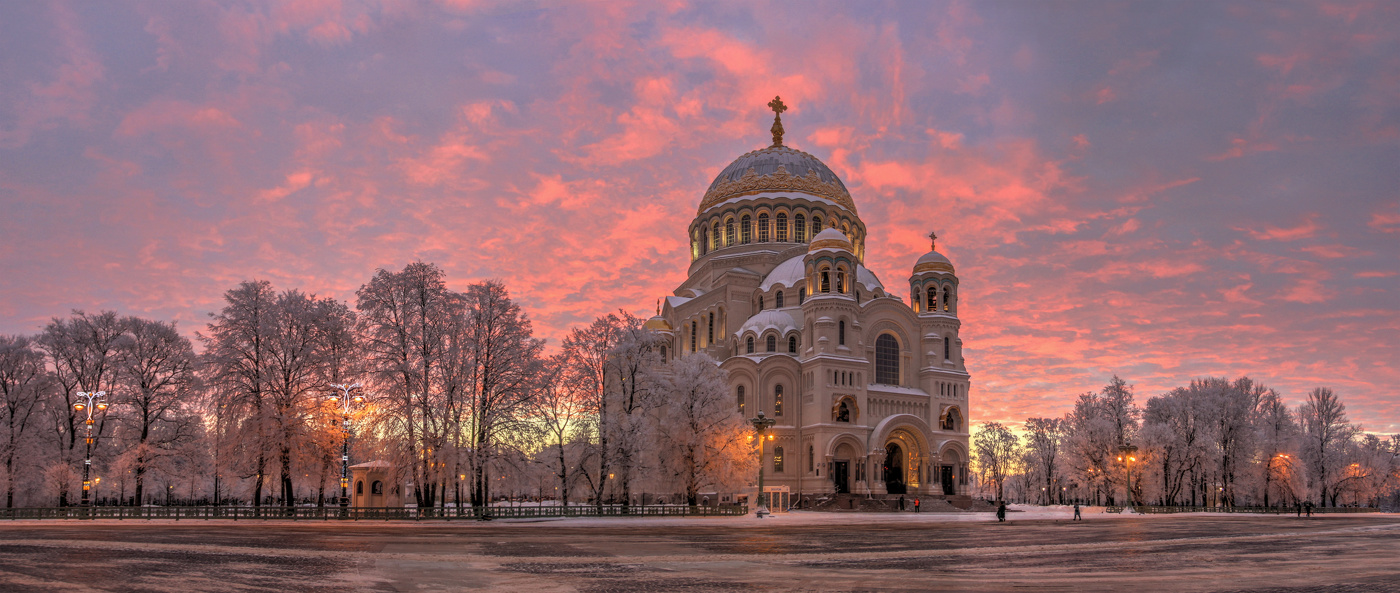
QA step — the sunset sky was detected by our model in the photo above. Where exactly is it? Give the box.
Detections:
[1,1,1397,431]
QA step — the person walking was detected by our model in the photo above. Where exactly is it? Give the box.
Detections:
[1296,502,1302,517]
[914,498,921,513]
[1305,501,1313,518]
[899,495,906,511]
[1073,503,1082,521]
[996,502,1007,522]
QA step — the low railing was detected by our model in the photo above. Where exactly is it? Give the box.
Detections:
[0,504,749,521]
[1104,505,1383,515]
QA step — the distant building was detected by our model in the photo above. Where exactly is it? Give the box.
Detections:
[350,461,403,507]
[644,98,971,498]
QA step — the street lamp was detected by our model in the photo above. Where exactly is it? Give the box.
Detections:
[73,391,108,507]
[749,410,776,517]
[329,383,367,509]
[1117,444,1138,511]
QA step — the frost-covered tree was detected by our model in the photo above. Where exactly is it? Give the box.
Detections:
[534,354,589,506]
[1298,387,1357,507]
[40,310,127,506]
[113,317,198,505]
[1023,417,1065,504]
[200,280,277,506]
[562,313,626,508]
[655,354,753,506]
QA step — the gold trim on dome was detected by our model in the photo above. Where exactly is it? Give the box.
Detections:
[913,261,955,274]
[809,235,853,252]
[697,157,858,215]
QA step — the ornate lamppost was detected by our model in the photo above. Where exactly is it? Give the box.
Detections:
[749,410,776,517]
[1117,444,1138,511]
[329,383,366,508]
[73,391,108,507]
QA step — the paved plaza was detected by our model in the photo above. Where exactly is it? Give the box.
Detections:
[1,509,1397,592]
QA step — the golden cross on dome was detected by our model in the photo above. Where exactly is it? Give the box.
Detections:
[768,96,787,147]
[929,231,938,251]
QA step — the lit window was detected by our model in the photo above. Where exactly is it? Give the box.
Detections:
[758,213,769,242]
[812,216,822,236]
[726,220,735,245]
[794,214,806,242]
[738,386,745,413]
[836,270,846,294]
[776,213,788,241]
[774,446,784,472]
[741,215,752,243]
[712,222,721,249]
[774,384,784,415]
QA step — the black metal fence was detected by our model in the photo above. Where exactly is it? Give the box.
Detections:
[0,504,750,521]
[1103,505,1384,515]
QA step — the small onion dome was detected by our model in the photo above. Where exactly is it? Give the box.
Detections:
[913,250,954,274]
[735,309,800,340]
[808,227,853,253]
[643,315,672,331]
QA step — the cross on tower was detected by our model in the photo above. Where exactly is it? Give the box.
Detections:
[768,96,788,147]
[929,231,938,251]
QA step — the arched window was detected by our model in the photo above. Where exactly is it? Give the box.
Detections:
[712,222,721,249]
[942,408,960,431]
[690,321,697,352]
[788,336,797,353]
[773,446,784,472]
[943,285,951,311]
[836,269,846,294]
[839,320,846,345]
[660,345,667,360]
[737,385,745,413]
[699,228,708,255]
[875,334,900,385]
[774,384,784,415]
[927,286,936,311]
[758,213,770,242]
[766,334,776,352]
[757,296,764,311]
[746,336,755,354]
[775,291,784,308]
[776,213,788,241]
[707,312,714,344]
[794,214,806,241]
[799,288,806,304]
[836,400,851,422]
[372,480,383,495]
[821,270,831,293]
[944,336,950,360]
[812,215,822,236]
[726,219,735,246]
[356,480,364,495]
[741,215,752,243]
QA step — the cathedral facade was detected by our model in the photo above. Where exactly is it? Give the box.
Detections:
[645,99,971,499]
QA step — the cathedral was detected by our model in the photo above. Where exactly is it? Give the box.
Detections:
[645,98,971,500]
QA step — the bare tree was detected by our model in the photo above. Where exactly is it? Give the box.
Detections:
[607,313,664,510]
[534,354,588,506]
[562,313,626,509]
[1023,417,1065,504]
[459,280,544,509]
[1298,387,1357,507]
[200,281,276,506]
[1255,389,1298,507]
[114,318,198,505]
[974,421,1021,503]
[0,335,49,507]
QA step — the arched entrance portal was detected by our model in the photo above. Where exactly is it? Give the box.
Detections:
[883,443,906,494]
[941,449,960,495]
[882,428,923,495]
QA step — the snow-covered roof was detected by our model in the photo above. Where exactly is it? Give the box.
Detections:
[735,309,800,338]
[760,255,805,291]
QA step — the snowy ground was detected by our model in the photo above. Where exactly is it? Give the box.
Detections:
[1,509,1397,591]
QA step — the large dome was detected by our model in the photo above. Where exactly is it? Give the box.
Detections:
[697,145,857,216]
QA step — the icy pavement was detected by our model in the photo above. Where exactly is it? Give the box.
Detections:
[1,510,1397,592]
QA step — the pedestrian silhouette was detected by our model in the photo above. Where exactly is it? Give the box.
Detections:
[1305,501,1313,517]
[1073,503,1082,521]
[997,502,1007,522]
[899,495,906,511]
[1296,502,1301,517]
[915,498,921,513]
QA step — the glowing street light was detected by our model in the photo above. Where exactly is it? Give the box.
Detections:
[329,383,367,508]
[1117,444,1138,511]
[73,391,108,507]
[749,410,776,517]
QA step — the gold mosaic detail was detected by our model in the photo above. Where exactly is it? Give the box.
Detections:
[698,161,858,215]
